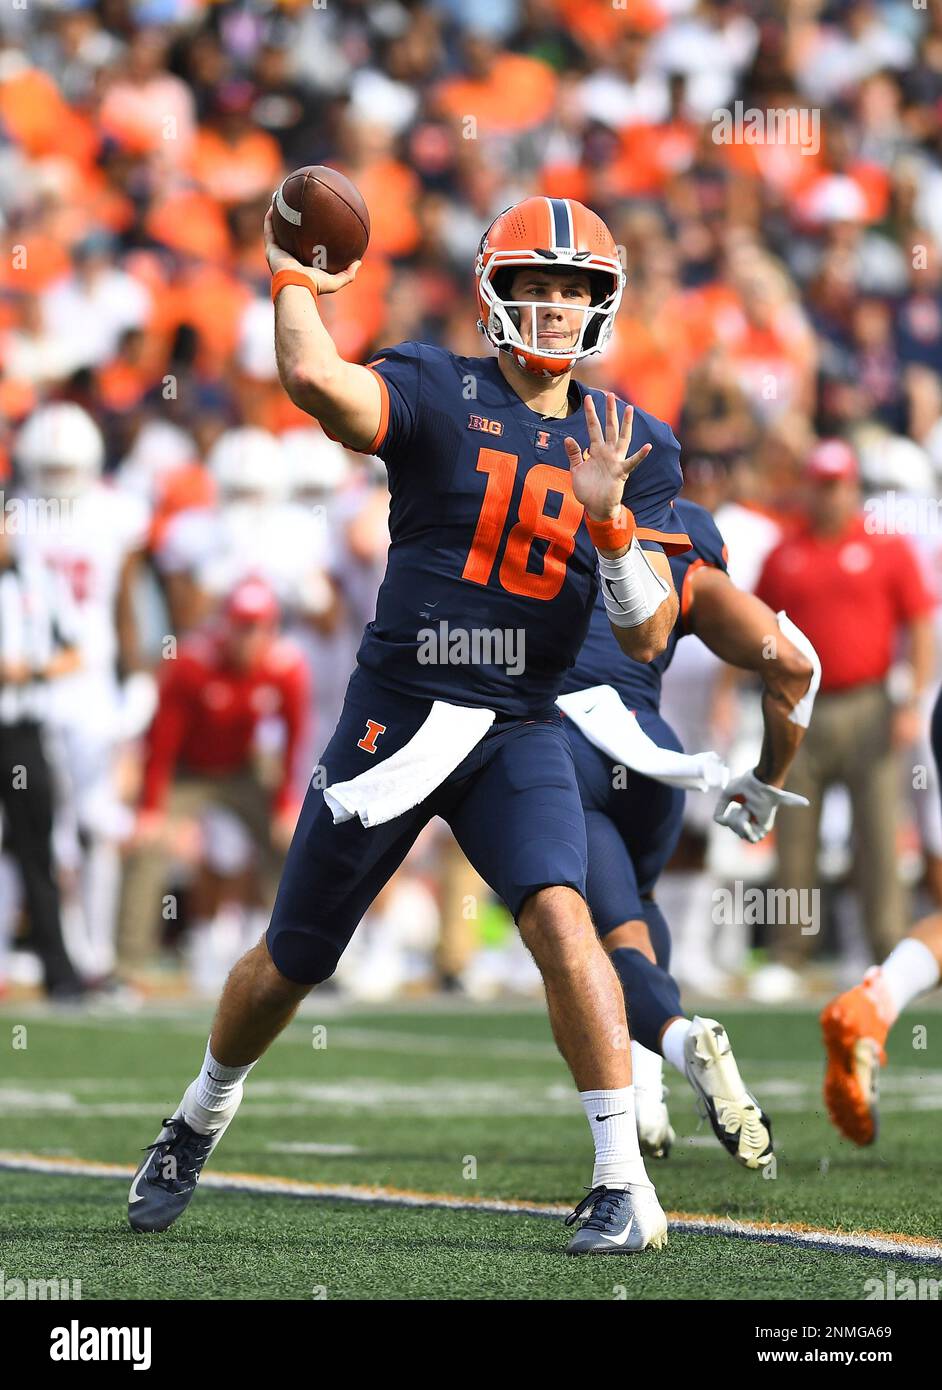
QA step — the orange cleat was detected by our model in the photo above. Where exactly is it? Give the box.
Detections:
[820,982,890,1146]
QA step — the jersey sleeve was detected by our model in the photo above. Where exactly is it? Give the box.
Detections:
[620,409,691,555]
[670,503,730,633]
[363,341,425,463]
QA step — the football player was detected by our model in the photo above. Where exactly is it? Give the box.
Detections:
[559,497,819,1168]
[14,403,154,980]
[128,195,692,1255]
[157,423,344,774]
[821,687,942,1145]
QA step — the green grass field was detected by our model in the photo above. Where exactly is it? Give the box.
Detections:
[2,1000,942,1300]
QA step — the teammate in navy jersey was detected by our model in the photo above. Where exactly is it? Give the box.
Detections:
[127,194,693,1255]
[561,498,819,1169]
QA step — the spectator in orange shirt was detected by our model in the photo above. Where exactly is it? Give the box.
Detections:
[435,30,558,135]
[188,81,283,209]
[336,116,421,262]
[602,244,698,428]
[97,28,195,162]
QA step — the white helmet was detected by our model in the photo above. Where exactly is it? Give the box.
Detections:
[860,434,935,496]
[281,428,350,499]
[15,402,104,497]
[118,420,196,499]
[206,427,287,503]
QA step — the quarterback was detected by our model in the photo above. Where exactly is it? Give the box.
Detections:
[128,195,692,1254]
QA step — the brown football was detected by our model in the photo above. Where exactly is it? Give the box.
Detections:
[271,165,370,273]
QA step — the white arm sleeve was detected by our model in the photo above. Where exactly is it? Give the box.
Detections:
[777,610,821,728]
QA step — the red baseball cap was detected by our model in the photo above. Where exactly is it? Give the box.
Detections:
[225,577,279,626]
[805,439,859,484]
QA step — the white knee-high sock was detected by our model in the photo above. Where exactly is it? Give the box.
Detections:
[580,1086,650,1189]
[866,939,941,1024]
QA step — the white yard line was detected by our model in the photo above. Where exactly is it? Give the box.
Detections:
[3,1150,941,1265]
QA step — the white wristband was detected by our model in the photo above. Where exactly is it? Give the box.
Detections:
[777,610,821,728]
[598,537,671,628]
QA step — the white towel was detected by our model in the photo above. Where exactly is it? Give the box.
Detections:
[324,700,495,827]
[556,684,729,793]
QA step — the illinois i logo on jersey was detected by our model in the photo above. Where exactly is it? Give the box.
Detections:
[357,719,387,754]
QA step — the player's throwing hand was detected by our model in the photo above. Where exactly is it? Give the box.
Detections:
[566,395,652,522]
[263,205,361,296]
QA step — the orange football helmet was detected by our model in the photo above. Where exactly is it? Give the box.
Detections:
[475,196,625,377]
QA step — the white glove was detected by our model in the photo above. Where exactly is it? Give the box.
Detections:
[713,769,809,844]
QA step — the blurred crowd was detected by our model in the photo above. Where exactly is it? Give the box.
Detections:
[1,0,942,1003]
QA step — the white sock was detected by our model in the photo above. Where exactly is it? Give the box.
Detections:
[580,1086,650,1189]
[660,1017,692,1076]
[184,1040,256,1134]
[630,1040,665,1095]
[872,939,940,1020]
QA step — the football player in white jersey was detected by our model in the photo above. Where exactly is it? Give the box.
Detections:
[14,402,154,980]
[157,427,345,767]
[157,428,335,618]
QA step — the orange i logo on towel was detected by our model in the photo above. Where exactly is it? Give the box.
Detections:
[357,719,387,754]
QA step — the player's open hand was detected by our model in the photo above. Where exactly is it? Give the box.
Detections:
[565,395,652,522]
[264,205,361,295]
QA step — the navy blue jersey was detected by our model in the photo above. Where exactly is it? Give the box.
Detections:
[354,342,691,716]
[561,498,728,715]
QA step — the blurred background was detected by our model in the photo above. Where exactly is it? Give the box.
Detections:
[1,0,941,1008]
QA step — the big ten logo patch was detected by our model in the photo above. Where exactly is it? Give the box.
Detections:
[468,415,504,436]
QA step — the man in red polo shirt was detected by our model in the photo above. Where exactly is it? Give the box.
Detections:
[756,439,935,973]
[116,577,309,976]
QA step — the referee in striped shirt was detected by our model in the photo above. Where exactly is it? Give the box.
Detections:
[0,524,83,998]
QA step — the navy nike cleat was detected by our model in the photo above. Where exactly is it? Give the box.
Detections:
[128,1101,235,1233]
[565,1184,668,1254]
